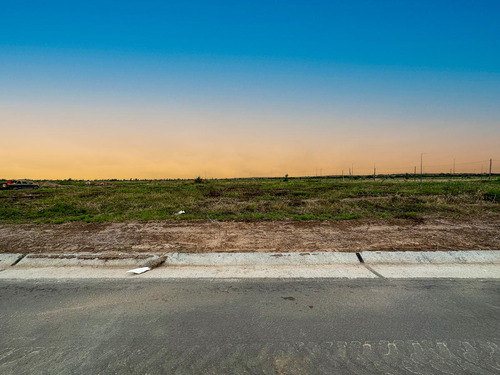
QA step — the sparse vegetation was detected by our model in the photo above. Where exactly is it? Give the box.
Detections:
[0,176,498,224]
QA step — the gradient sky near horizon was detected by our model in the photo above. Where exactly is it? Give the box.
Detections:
[1,0,499,179]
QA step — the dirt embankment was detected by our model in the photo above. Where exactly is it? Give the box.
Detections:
[1,219,499,254]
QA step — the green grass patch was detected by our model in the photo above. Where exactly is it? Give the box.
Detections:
[0,177,498,224]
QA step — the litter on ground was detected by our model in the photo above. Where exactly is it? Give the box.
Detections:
[174,210,186,215]
[127,267,151,275]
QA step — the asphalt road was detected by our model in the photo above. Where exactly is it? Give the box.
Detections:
[0,278,499,374]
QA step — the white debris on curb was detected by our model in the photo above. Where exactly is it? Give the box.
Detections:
[127,267,151,275]
[174,210,185,215]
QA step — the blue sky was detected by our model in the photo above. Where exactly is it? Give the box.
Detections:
[2,0,499,70]
[1,0,499,178]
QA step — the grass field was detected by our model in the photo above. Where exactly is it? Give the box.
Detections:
[0,176,499,224]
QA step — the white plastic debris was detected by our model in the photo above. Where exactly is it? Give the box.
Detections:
[127,267,151,275]
[174,210,185,215]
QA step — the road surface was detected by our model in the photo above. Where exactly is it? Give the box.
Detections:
[0,278,499,374]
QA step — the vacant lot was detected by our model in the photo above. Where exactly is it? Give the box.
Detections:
[1,177,499,253]
[1,177,499,224]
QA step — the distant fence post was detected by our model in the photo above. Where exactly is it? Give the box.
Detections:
[420,153,423,183]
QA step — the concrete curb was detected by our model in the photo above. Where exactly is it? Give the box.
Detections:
[15,253,161,268]
[3,251,500,268]
[360,251,500,264]
[165,252,360,266]
[0,265,378,280]
[1,251,499,280]
[0,253,24,269]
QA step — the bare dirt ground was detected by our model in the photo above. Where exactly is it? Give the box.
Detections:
[1,218,499,254]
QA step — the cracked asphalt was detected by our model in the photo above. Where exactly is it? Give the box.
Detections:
[0,279,499,374]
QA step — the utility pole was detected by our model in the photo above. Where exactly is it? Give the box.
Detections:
[414,166,417,180]
[453,159,456,174]
[373,165,376,181]
[490,158,493,179]
[420,153,423,183]
[342,169,344,182]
